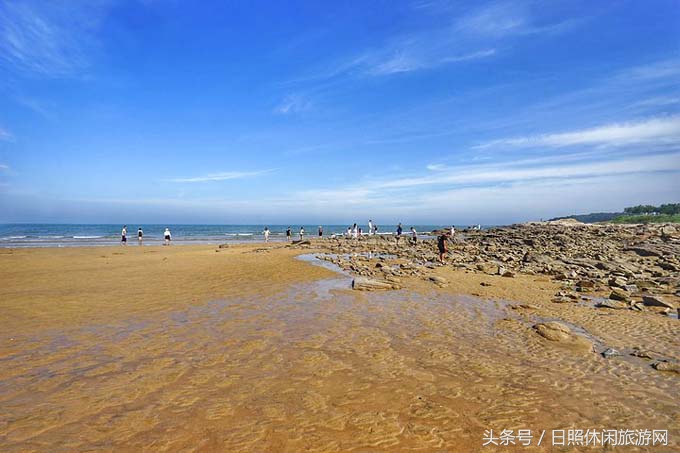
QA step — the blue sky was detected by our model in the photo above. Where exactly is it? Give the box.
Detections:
[1,0,679,225]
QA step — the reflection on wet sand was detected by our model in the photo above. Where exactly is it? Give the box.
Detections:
[0,246,678,451]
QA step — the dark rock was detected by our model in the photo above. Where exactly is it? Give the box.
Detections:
[609,288,630,302]
[642,295,674,309]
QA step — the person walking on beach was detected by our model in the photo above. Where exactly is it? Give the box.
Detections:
[121,225,127,245]
[410,226,418,245]
[352,223,358,239]
[368,219,373,235]
[263,226,270,243]
[299,226,305,240]
[137,227,143,245]
[437,232,449,264]
[346,227,352,237]
[396,223,403,245]
[374,225,379,234]
[450,225,455,237]
[286,227,291,242]
[318,226,323,238]
[164,227,172,245]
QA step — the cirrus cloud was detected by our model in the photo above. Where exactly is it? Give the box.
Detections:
[474,116,680,149]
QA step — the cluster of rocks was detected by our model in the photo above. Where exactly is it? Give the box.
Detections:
[296,222,679,315]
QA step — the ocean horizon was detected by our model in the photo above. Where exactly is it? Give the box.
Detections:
[0,223,492,248]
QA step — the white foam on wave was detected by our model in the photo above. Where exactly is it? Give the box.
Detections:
[72,235,104,239]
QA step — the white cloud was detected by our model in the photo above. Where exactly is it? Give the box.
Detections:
[0,127,11,141]
[426,163,447,171]
[374,152,680,189]
[0,164,8,170]
[165,169,274,183]
[368,48,496,76]
[475,116,680,149]
[0,2,110,77]
[274,94,311,114]
[625,59,680,81]
[454,2,580,38]
[634,96,680,108]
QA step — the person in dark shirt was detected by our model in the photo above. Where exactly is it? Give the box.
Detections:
[437,233,449,264]
[396,223,403,245]
[286,227,291,242]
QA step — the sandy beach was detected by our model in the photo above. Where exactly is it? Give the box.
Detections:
[1,241,678,451]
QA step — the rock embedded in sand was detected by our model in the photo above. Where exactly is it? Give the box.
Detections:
[533,322,593,352]
[609,288,630,302]
[534,322,572,341]
[352,277,399,291]
[653,361,680,373]
[428,276,448,287]
[642,295,674,309]
[596,300,629,310]
[601,348,621,359]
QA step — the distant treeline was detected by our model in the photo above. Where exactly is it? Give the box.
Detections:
[623,203,680,215]
[550,203,680,224]
[549,212,622,223]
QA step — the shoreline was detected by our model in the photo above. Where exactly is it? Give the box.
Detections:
[1,229,678,451]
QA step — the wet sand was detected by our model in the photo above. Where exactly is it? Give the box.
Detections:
[1,244,678,451]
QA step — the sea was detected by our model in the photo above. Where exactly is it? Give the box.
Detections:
[0,224,487,248]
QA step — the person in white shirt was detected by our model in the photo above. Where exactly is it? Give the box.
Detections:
[352,223,358,239]
[164,228,172,245]
[346,227,352,237]
[263,227,270,243]
[450,225,455,237]
[368,219,373,235]
[121,225,127,245]
[299,227,305,240]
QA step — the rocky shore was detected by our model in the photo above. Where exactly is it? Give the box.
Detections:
[296,221,679,318]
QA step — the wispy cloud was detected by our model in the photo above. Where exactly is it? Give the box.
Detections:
[368,48,496,76]
[0,164,8,170]
[377,152,680,189]
[426,163,447,171]
[165,169,274,183]
[474,116,680,149]
[634,96,680,108]
[625,58,680,81]
[0,1,109,77]
[455,2,582,38]
[274,94,311,114]
[0,127,12,141]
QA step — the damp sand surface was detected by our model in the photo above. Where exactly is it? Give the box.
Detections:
[0,244,678,451]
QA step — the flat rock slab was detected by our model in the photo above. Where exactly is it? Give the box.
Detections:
[596,300,630,310]
[642,295,675,309]
[352,277,400,291]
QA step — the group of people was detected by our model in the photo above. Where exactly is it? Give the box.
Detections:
[122,222,458,263]
[120,225,172,246]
